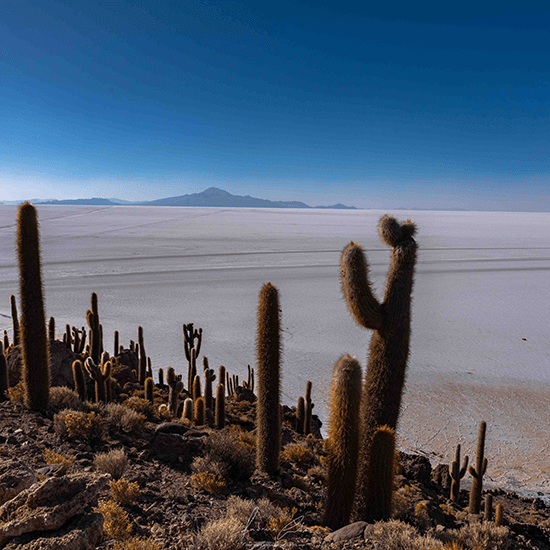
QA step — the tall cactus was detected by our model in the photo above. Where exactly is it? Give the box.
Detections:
[449,443,469,503]
[138,326,147,384]
[323,355,362,530]
[72,360,87,401]
[340,215,417,520]
[468,420,488,514]
[86,292,101,365]
[17,202,50,411]
[256,282,281,475]
[304,380,313,436]
[145,376,154,404]
[48,317,55,341]
[215,383,225,429]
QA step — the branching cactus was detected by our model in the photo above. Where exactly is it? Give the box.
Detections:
[468,420,488,514]
[86,292,101,365]
[449,443,469,503]
[84,357,110,403]
[72,360,87,401]
[0,342,8,402]
[215,383,225,429]
[340,215,417,520]
[17,203,50,411]
[323,355,362,530]
[256,282,281,475]
[10,295,20,347]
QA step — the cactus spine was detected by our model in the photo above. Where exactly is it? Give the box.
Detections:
[17,203,50,411]
[363,425,396,522]
[72,360,87,401]
[256,282,281,475]
[0,342,8,401]
[215,383,225,429]
[449,444,469,503]
[323,355,362,530]
[340,215,417,521]
[468,420,488,514]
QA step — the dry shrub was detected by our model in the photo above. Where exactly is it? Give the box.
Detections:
[43,449,75,472]
[54,410,104,440]
[191,472,227,495]
[6,381,24,403]
[204,428,255,480]
[94,448,128,480]
[414,500,432,531]
[124,396,153,417]
[292,475,310,491]
[267,507,299,540]
[110,478,141,505]
[103,402,146,433]
[94,499,132,541]
[194,517,250,550]
[364,520,444,549]
[49,386,84,411]
[443,543,467,550]
[281,443,314,465]
[191,455,228,477]
[448,522,511,550]
[112,537,161,550]
[307,465,326,482]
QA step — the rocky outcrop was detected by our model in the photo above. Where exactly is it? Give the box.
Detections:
[0,473,108,548]
[7,341,78,389]
[0,460,38,506]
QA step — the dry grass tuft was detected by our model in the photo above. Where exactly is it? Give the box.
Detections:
[194,517,250,550]
[191,455,228,477]
[109,478,141,505]
[203,428,255,480]
[124,396,153,417]
[281,443,315,465]
[94,499,133,541]
[191,472,227,494]
[43,449,75,472]
[54,410,104,440]
[111,536,161,550]
[103,402,146,433]
[364,520,444,549]
[448,521,511,550]
[94,448,128,480]
[48,386,84,411]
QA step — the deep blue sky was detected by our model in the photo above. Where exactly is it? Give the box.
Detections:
[1,0,548,210]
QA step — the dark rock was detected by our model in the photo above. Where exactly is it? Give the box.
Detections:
[234,386,256,403]
[152,432,205,457]
[399,452,432,486]
[112,351,138,386]
[7,341,77,389]
[154,422,190,435]
[324,521,367,542]
[0,460,38,506]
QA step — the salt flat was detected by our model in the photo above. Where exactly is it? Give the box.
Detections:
[1,205,549,497]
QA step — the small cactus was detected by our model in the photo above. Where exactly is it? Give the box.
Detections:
[193,374,202,401]
[323,355,362,530]
[72,360,87,401]
[215,383,225,429]
[145,376,154,404]
[495,502,504,526]
[158,367,164,387]
[468,420,488,515]
[0,342,8,401]
[449,444,469,503]
[194,396,205,425]
[182,397,194,421]
[484,494,493,522]
[10,295,20,347]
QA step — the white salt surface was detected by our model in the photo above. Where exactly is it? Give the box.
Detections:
[1,205,549,497]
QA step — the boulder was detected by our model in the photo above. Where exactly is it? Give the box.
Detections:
[7,341,78,389]
[432,463,452,492]
[324,521,367,542]
[0,473,109,547]
[0,460,38,506]
[399,452,432,486]
[152,431,206,457]
[3,512,103,550]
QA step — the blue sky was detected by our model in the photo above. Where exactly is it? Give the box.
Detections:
[1,0,548,210]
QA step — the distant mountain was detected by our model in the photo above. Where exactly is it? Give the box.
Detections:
[3,188,356,209]
[143,187,356,209]
[38,198,120,206]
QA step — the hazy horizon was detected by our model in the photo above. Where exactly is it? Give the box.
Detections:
[1,1,549,211]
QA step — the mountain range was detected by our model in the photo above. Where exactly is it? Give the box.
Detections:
[2,188,356,209]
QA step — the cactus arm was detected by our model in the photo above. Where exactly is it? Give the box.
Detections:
[460,455,469,477]
[340,243,383,330]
